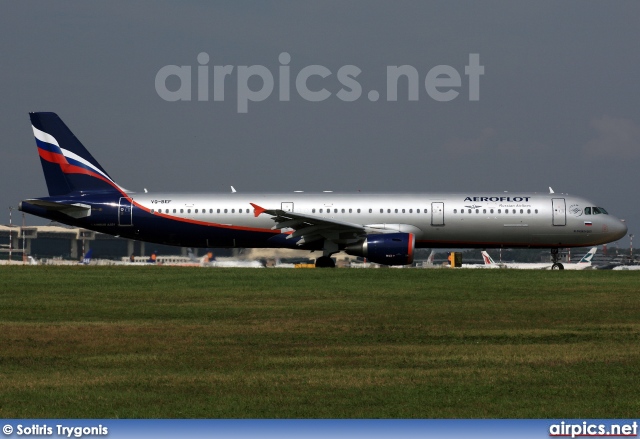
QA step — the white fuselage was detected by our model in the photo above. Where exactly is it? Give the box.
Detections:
[123,191,626,249]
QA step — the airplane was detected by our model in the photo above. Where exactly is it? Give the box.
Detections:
[612,264,640,270]
[19,112,628,268]
[187,248,264,267]
[480,247,598,270]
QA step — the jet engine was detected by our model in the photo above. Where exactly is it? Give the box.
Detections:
[345,233,415,266]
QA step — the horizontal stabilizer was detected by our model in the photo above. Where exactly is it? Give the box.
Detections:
[22,199,91,219]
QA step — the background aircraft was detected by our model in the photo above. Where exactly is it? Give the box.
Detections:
[480,248,597,270]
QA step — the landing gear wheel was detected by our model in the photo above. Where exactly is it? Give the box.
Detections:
[550,248,564,270]
[315,256,336,268]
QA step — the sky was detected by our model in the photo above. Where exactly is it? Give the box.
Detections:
[1,1,638,246]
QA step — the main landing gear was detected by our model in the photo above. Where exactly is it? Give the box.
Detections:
[550,248,564,270]
[315,240,338,268]
[315,256,336,268]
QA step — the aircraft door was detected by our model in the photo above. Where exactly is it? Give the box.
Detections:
[281,202,294,212]
[119,197,133,226]
[431,202,445,226]
[552,198,566,226]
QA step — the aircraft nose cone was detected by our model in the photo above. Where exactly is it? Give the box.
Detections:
[611,219,628,241]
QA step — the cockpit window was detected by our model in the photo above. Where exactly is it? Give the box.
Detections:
[593,207,608,215]
[584,207,591,215]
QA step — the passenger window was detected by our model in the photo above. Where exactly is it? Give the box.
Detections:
[417,209,420,213]
[173,209,176,213]
[334,209,338,213]
[180,209,184,213]
[409,209,413,213]
[151,209,154,214]
[387,209,391,213]
[395,209,398,213]
[527,209,531,214]
[454,209,457,214]
[402,209,405,213]
[217,209,220,213]
[461,209,464,214]
[505,210,508,214]
[468,209,471,214]
[475,209,479,214]
[232,209,235,213]
[312,208,316,213]
[224,209,227,213]
[490,209,494,214]
[483,209,486,214]
[520,209,523,214]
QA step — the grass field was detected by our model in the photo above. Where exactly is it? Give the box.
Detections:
[0,266,638,418]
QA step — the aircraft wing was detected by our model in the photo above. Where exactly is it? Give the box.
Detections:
[250,203,366,245]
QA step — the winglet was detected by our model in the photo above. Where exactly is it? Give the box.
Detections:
[250,203,266,217]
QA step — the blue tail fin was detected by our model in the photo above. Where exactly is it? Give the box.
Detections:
[82,249,93,265]
[29,112,122,196]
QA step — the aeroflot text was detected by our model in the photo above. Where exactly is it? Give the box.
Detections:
[464,196,531,202]
[155,52,484,112]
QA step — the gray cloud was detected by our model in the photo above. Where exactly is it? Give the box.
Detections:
[583,116,640,159]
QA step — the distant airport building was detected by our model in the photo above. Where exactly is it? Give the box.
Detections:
[0,223,234,261]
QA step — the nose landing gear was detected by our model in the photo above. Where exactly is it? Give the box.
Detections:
[551,248,564,270]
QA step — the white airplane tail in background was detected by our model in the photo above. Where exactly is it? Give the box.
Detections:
[576,247,597,264]
[481,251,497,265]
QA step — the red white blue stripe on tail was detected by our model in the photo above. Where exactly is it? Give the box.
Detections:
[30,112,126,196]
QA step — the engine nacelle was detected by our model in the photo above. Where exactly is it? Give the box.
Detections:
[345,233,415,266]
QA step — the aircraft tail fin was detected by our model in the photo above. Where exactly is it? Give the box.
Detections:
[29,112,123,196]
[577,247,597,264]
[426,250,435,266]
[481,251,496,265]
[82,249,93,265]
